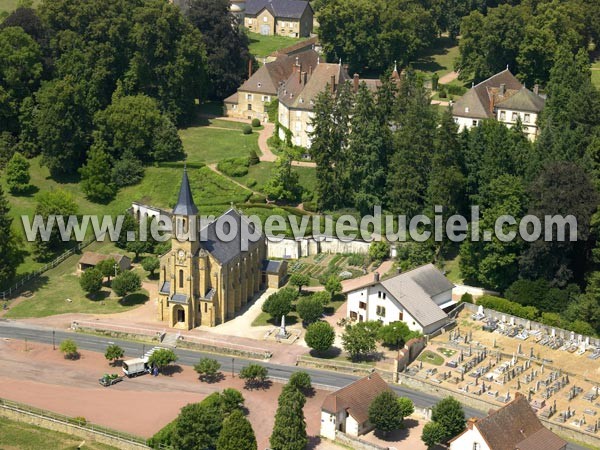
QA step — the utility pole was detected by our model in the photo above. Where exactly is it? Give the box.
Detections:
[231,358,235,378]
[113,263,118,278]
[52,330,55,350]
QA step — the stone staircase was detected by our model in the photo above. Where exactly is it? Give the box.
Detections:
[160,332,180,348]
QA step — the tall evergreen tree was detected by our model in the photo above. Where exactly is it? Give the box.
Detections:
[79,144,117,203]
[217,409,257,450]
[269,386,307,450]
[0,185,20,288]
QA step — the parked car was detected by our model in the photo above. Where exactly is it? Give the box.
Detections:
[99,373,123,387]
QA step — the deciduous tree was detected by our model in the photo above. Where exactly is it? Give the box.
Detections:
[305,321,335,353]
[217,409,257,450]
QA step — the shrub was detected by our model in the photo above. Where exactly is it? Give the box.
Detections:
[245,177,257,188]
[369,241,390,262]
[302,201,317,212]
[239,364,268,389]
[80,268,104,295]
[217,157,250,177]
[446,84,467,96]
[248,192,266,203]
[477,295,539,320]
[438,89,447,98]
[242,125,252,135]
[460,293,473,304]
[60,339,78,359]
[251,118,261,127]
[248,149,260,165]
[194,358,221,382]
[288,371,312,391]
[296,295,324,324]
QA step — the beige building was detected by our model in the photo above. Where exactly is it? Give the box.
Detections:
[157,170,286,329]
[452,69,545,141]
[224,47,318,121]
[244,0,313,37]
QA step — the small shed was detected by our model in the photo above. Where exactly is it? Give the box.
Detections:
[262,259,288,288]
[78,252,131,273]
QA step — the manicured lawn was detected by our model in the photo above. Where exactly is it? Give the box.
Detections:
[247,31,307,59]
[0,416,118,450]
[417,350,445,366]
[412,36,460,80]
[180,126,260,164]
[0,0,40,16]
[230,161,316,195]
[5,242,151,319]
[438,347,457,358]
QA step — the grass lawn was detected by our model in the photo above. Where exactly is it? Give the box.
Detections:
[0,416,118,450]
[228,160,316,195]
[592,69,600,89]
[247,31,307,60]
[5,241,150,319]
[442,254,463,284]
[412,36,460,80]
[417,350,445,366]
[180,125,260,164]
[437,347,457,358]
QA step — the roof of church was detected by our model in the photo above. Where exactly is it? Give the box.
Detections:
[198,209,263,265]
[173,168,198,216]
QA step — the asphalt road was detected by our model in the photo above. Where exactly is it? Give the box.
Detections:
[0,320,589,450]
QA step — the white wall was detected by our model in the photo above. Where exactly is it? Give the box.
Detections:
[431,289,453,307]
[266,237,371,260]
[496,108,539,141]
[450,427,491,450]
[454,115,480,132]
[320,411,337,440]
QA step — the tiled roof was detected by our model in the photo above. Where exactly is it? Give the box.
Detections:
[469,394,567,450]
[198,209,264,265]
[160,281,171,294]
[321,373,390,423]
[279,62,350,110]
[170,293,189,304]
[79,252,129,266]
[224,91,238,104]
[453,69,544,118]
[173,168,198,216]
[262,259,282,273]
[270,36,318,57]
[239,49,319,95]
[245,0,312,19]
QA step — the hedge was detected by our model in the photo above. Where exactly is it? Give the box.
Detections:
[217,157,250,177]
[477,295,539,320]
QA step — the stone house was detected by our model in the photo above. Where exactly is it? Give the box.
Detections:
[320,372,391,440]
[244,0,313,37]
[449,392,567,450]
[345,264,454,335]
[452,69,545,141]
[224,48,319,121]
[78,252,131,273]
[157,169,286,329]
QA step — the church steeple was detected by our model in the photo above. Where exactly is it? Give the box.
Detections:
[173,166,198,216]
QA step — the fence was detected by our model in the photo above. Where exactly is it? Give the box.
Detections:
[0,397,150,449]
[1,234,101,301]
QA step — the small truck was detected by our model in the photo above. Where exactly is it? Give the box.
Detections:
[99,373,123,387]
[122,357,150,378]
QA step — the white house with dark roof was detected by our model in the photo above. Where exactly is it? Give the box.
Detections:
[452,69,545,141]
[346,264,454,335]
[244,0,313,37]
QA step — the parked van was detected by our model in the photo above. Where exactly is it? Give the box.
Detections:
[122,358,150,377]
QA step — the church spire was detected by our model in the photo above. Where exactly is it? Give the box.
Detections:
[173,166,198,215]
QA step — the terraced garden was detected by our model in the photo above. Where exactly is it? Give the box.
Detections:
[288,253,369,287]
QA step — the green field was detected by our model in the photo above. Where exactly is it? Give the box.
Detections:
[412,36,460,80]
[180,125,260,164]
[247,31,307,60]
[0,416,118,450]
[592,69,600,89]
[234,161,317,194]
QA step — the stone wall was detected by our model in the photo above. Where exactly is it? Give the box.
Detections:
[397,337,426,372]
[267,237,372,259]
[0,403,150,450]
[335,431,387,450]
[296,356,397,383]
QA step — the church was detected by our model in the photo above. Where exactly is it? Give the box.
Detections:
[157,169,286,329]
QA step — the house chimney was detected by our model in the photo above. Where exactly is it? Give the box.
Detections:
[309,65,313,75]
[499,83,506,96]
[302,71,307,85]
[533,84,539,95]
[353,73,359,93]
[466,418,478,430]
[248,59,253,79]
[330,75,336,93]
[374,272,380,282]
[298,67,302,84]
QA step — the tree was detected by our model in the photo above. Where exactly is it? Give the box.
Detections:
[263,152,302,202]
[239,364,268,389]
[96,258,118,283]
[105,344,124,366]
[79,144,116,203]
[377,321,412,348]
[262,289,294,320]
[368,241,389,262]
[194,358,222,382]
[147,348,178,373]
[5,152,30,193]
[0,185,20,287]
[325,275,342,301]
[141,256,160,276]
[305,321,335,353]
[397,396,415,418]
[342,322,378,360]
[59,339,78,359]
[111,149,144,187]
[111,271,141,297]
[126,239,152,261]
[430,397,466,442]
[32,189,78,261]
[172,397,224,450]
[217,409,257,450]
[288,371,312,392]
[79,268,103,295]
[421,421,447,449]
[296,296,324,324]
[289,273,310,293]
[368,391,404,435]
[187,0,253,100]
[270,384,307,450]
[221,388,245,414]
